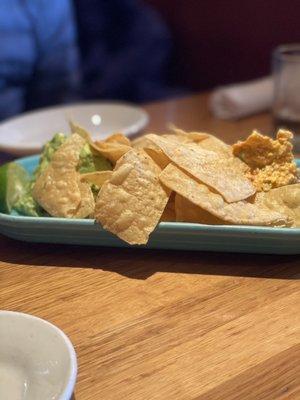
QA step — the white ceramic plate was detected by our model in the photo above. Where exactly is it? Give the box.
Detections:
[0,102,149,155]
[0,311,77,400]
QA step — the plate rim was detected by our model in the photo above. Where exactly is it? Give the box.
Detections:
[0,154,300,239]
[0,101,149,154]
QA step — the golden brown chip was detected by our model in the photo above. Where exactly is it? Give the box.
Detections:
[76,180,96,218]
[160,192,176,222]
[69,121,103,155]
[233,130,298,191]
[195,136,250,174]
[104,133,131,146]
[197,136,231,155]
[159,163,291,227]
[167,125,209,143]
[132,135,169,168]
[255,184,300,227]
[80,171,113,187]
[147,134,255,202]
[33,134,94,218]
[167,129,249,173]
[171,129,249,173]
[93,141,131,164]
[70,120,130,163]
[175,194,223,224]
[144,147,170,169]
[131,136,153,149]
[95,149,171,244]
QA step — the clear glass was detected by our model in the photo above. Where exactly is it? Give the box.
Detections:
[273,44,300,135]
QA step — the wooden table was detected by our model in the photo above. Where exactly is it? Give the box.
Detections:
[1,93,299,400]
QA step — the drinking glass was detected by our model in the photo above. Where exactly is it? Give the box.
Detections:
[273,44,300,136]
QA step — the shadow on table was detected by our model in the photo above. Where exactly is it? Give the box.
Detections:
[0,235,299,281]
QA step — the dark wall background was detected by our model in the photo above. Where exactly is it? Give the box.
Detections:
[145,0,300,90]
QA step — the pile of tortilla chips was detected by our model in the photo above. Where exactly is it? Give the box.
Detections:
[33,123,300,245]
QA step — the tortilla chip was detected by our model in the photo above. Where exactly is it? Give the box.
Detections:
[105,133,131,146]
[93,141,131,164]
[167,129,249,173]
[167,125,209,143]
[144,147,170,169]
[197,136,231,155]
[146,134,255,202]
[233,130,298,191]
[76,180,96,218]
[95,149,171,244]
[69,121,104,155]
[132,136,152,149]
[160,192,176,221]
[255,184,300,227]
[33,134,94,218]
[170,129,250,174]
[159,164,291,227]
[132,135,169,168]
[175,194,223,224]
[70,120,90,141]
[80,171,113,187]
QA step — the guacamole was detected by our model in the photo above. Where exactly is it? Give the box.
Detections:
[77,143,112,173]
[14,134,112,216]
[14,189,47,217]
[14,133,66,217]
[34,133,67,178]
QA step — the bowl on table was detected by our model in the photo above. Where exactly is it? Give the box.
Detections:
[0,311,77,400]
[0,102,149,155]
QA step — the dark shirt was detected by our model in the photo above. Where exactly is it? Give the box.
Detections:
[74,0,176,102]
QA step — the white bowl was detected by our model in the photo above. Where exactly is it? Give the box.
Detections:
[0,101,149,155]
[0,311,77,400]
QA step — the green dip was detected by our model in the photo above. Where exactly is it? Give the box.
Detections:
[77,143,112,173]
[14,134,112,216]
[14,133,67,216]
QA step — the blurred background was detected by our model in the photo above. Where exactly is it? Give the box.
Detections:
[1,0,300,121]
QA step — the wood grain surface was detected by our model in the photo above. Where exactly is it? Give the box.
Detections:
[0,93,299,400]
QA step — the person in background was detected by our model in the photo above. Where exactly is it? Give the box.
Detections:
[73,0,177,103]
[0,0,79,121]
[0,0,178,121]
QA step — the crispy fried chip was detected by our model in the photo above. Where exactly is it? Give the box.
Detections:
[255,184,300,227]
[70,120,131,163]
[69,121,103,154]
[132,135,169,168]
[233,130,298,191]
[175,194,223,224]
[93,141,131,164]
[167,125,209,143]
[197,136,231,155]
[105,133,131,146]
[33,134,94,218]
[159,164,291,226]
[132,136,153,149]
[195,136,249,174]
[160,192,176,221]
[80,171,113,187]
[147,134,255,202]
[76,180,96,218]
[169,127,249,173]
[69,121,90,142]
[144,147,170,169]
[95,149,171,244]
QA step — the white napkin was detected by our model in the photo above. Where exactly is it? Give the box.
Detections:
[210,77,273,120]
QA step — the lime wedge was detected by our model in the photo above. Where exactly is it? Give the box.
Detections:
[0,162,29,213]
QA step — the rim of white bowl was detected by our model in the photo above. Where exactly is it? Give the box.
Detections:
[0,101,149,154]
[0,310,77,400]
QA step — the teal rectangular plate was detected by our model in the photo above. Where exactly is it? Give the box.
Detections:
[0,155,300,254]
